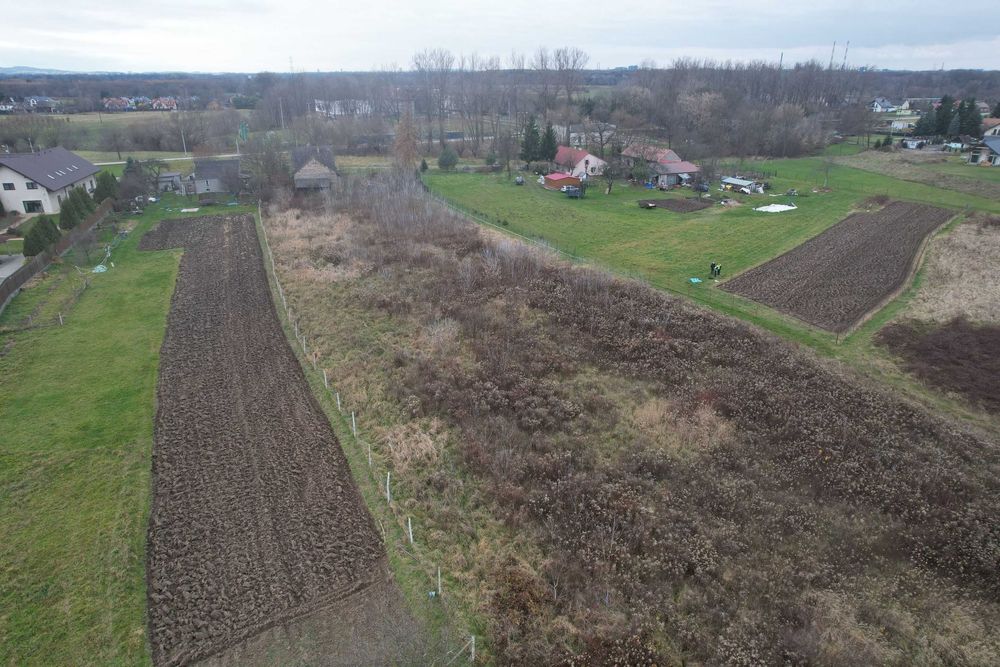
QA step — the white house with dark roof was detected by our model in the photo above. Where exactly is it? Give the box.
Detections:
[0,147,100,214]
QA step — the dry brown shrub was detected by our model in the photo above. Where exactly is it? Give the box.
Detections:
[379,419,445,472]
[632,397,733,458]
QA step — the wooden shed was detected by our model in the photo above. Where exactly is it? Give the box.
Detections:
[543,172,581,191]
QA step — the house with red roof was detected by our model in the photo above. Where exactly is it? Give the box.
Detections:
[622,143,700,188]
[554,146,607,179]
[983,118,1000,137]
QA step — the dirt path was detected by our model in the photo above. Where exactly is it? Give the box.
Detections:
[141,214,418,666]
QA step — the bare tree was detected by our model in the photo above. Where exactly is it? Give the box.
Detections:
[393,108,420,169]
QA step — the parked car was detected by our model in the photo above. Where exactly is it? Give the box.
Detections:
[564,186,583,198]
[693,183,710,193]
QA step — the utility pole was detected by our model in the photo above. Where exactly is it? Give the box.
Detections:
[828,41,837,70]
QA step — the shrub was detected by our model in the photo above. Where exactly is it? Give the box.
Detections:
[59,196,82,230]
[485,153,497,167]
[23,217,60,256]
[438,146,459,171]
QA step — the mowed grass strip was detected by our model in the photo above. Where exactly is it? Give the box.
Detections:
[0,196,246,665]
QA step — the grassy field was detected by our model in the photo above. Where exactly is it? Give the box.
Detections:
[424,158,1000,430]
[0,195,256,665]
[0,238,23,254]
[75,150,190,164]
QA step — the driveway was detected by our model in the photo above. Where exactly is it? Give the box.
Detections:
[0,253,26,281]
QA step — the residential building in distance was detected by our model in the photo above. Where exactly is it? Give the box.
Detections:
[622,144,701,188]
[554,146,606,179]
[0,147,99,214]
[869,97,898,113]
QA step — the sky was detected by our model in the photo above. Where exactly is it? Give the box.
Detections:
[3,0,999,73]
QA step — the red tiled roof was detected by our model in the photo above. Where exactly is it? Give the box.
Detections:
[555,146,589,167]
[983,118,1000,130]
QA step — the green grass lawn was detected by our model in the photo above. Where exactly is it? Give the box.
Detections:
[0,194,255,665]
[0,238,23,254]
[426,158,1000,354]
[75,150,190,165]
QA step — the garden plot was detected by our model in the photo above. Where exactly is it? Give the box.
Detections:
[140,215,390,666]
[722,201,955,332]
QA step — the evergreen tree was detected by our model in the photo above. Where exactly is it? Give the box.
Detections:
[958,99,982,136]
[946,112,960,138]
[93,171,119,202]
[59,196,82,230]
[913,109,936,136]
[519,116,540,163]
[420,158,428,172]
[540,123,558,162]
[437,145,458,171]
[935,96,954,136]
[993,102,1000,118]
[24,217,60,256]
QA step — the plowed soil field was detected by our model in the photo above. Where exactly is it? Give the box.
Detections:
[637,198,713,212]
[140,215,387,666]
[722,201,955,332]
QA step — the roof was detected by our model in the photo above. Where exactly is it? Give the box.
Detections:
[194,158,240,180]
[544,172,577,181]
[657,161,700,175]
[983,118,1000,130]
[159,172,181,179]
[722,177,755,187]
[554,146,590,168]
[0,147,99,191]
[984,136,1000,153]
[291,145,336,172]
[294,158,334,180]
[622,144,682,164]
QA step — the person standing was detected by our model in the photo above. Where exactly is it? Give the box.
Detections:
[710,261,717,277]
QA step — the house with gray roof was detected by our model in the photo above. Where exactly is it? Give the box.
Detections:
[191,158,242,195]
[0,147,100,214]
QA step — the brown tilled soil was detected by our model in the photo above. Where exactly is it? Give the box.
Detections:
[140,214,409,666]
[722,201,954,332]
[637,198,713,212]
[877,318,1000,414]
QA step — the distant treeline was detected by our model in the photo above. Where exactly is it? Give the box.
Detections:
[2,54,999,160]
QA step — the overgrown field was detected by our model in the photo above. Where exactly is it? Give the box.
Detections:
[722,200,954,332]
[267,174,1000,664]
[833,149,1000,199]
[875,212,1000,415]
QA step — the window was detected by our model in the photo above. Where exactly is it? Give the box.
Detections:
[26,181,38,190]
[2,183,14,190]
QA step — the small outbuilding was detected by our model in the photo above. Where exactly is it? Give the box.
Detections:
[294,159,335,190]
[543,172,581,191]
[157,172,182,192]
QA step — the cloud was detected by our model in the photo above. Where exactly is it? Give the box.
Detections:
[2,0,998,72]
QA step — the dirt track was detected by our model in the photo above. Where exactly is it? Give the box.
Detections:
[141,215,392,666]
[722,201,954,332]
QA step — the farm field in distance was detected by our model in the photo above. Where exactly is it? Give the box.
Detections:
[722,200,955,332]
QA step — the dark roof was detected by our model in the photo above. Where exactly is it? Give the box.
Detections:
[194,158,239,180]
[291,145,336,172]
[0,147,99,191]
[984,136,1000,154]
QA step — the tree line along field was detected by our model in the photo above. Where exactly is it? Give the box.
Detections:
[263,174,1000,664]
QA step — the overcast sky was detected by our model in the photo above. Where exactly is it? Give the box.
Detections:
[4,0,999,73]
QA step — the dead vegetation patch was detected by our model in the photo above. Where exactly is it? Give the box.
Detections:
[267,174,1000,665]
[877,318,1000,414]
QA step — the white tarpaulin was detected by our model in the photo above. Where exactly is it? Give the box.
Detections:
[754,203,797,213]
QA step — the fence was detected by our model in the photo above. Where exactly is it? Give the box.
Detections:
[0,199,114,316]
[254,201,477,664]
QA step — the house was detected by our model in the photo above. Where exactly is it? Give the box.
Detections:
[891,119,916,131]
[869,97,898,113]
[552,123,616,149]
[291,145,338,191]
[191,158,241,195]
[24,96,59,113]
[622,144,700,188]
[554,146,606,179]
[970,136,1000,166]
[983,118,1000,137]
[542,172,581,191]
[0,98,17,114]
[0,147,100,214]
[900,98,939,112]
[151,97,177,111]
[102,97,133,112]
[157,172,182,193]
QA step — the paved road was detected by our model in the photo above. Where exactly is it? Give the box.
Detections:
[0,254,26,281]
[93,153,240,167]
